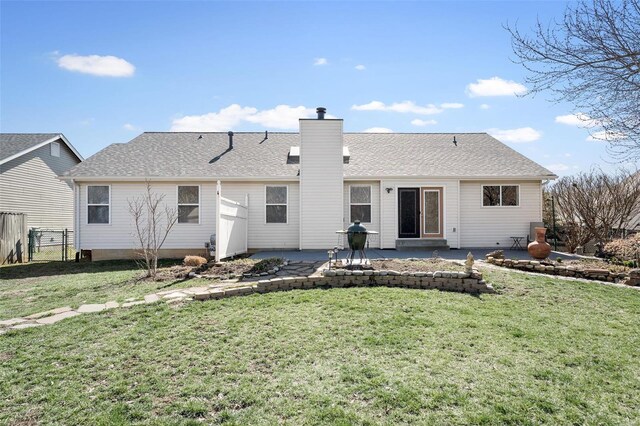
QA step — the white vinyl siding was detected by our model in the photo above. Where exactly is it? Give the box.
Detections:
[460,180,542,248]
[77,181,300,251]
[379,179,459,249]
[0,141,80,230]
[299,119,344,249]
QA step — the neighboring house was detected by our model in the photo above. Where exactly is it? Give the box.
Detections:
[62,108,557,260]
[1,133,83,230]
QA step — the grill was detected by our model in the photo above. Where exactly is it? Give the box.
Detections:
[336,220,379,268]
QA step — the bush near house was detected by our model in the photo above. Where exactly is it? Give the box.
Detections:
[603,233,640,264]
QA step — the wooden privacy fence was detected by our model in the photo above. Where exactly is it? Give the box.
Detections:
[215,181,249,262]
[0,212,28,264]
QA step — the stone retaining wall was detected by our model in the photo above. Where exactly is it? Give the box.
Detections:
[192,269,494,301]
[486,256,639,286]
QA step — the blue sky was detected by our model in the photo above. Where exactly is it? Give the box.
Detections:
[0,1,619,175]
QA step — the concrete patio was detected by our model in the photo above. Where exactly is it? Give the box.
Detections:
[251,248,580,262]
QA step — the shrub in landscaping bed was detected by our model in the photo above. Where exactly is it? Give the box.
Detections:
[603,234,640,265]
[183,256,207,267]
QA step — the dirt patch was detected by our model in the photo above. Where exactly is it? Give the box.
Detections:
[370,258,465,272]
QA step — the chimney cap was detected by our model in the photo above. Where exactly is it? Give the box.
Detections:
[227,130,234,136]
[316,107,326,119]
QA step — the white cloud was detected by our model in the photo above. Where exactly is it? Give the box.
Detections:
[440,103,464,109]
[170,104,316,131]
[56,54,135,77]
[486,127,541,143]
[586,130,626,142]
[363,127,393,133]
[545,163,570,173]
[123,123,140,131]
[466,77,527,97]
[480,104,490,110]
[555,113,600,128]
[352,101,442,115]
[245,105,315,128]
[313,57,328,66]
[355,64,366,71]
[411,119,437,126]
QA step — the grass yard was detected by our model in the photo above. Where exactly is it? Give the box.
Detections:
[0,260,192,319]
[1,267,640,424]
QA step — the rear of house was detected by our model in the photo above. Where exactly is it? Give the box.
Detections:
[63,108,556,260]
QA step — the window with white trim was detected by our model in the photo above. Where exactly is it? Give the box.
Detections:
[266,185,287,223]
[178,186,200,224]
[51,142,60,157]
[482,185,519,207]
[350,185,372,222]
[87,185,110,224]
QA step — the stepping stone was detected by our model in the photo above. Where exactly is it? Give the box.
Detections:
[122,301,146,307]
[162,292,187,299]
[77,304,106,313]
[144,294,160,303]
[12,323,43,329]
[36,311,80,325]
[0,318,28,327]
[24,306,73,320]
[105,301,119,309]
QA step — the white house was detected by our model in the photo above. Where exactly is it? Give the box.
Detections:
[62,108,556,260]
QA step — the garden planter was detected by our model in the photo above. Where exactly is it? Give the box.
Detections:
[528,227,551,260]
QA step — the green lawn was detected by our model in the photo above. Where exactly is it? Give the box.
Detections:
[0,260,193,319]
[1,268,639,424]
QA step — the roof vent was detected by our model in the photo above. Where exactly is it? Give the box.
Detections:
[228,131,234,150]
[343,146,350,163]
[316,107,326,120]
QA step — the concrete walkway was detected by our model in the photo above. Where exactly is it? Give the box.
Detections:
[251,248,580,262]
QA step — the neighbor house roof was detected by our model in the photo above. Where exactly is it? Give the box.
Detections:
[0,133,84,165]
[62,132,556,180]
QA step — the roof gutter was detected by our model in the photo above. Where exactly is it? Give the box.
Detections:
[59,175,301,182]
[60,174,558,182]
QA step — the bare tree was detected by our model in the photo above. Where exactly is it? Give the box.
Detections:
[507,0,640,160]
[550,168,640,252]
[128,182,178,278]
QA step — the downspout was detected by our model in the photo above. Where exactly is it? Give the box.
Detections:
[74,180,80,252]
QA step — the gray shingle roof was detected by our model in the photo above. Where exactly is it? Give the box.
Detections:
[63,132,556,179]
[0,133,61,162]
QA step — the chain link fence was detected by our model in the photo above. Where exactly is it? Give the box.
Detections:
[28,229,74,262]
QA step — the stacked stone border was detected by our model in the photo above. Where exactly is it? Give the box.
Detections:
[191,269,494,301]
[1,265,494,333]
[486,256,640,286]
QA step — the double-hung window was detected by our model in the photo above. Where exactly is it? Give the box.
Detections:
[178,186,200,224]
[482,185,519,207]
[266,185,287,223]
[87,185,110,224]
[350,185,372,223]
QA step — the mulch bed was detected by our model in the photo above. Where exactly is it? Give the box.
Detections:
[157,257,285,280]
[369,258,465,273]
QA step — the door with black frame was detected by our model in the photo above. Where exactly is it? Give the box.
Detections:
[398,188,420,238]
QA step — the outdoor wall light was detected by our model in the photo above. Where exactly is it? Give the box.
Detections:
[385,187,393,193]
